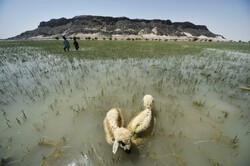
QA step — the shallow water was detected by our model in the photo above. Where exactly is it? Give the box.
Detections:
[0,46,249,166]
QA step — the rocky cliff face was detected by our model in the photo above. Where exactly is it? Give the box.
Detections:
[12,15,225,41]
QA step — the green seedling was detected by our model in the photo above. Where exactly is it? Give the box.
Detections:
[1,109,6,116]
[38,137,45,145]
[8,136,13,143]
[192,100,206,107]
[5,117,10,122]
[21,110,27,120]
[221,111,229,119]
[6,121,11,128]
[16,118,21,125]
[230,134,239,149]
[208,156,221,166]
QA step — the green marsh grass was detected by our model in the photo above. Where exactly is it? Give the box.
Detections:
[1,40,250,59]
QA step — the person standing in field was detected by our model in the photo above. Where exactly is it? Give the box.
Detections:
[73,37,79,51]
[62,36,70,51]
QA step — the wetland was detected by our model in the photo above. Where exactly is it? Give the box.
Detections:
[0,40,249,166]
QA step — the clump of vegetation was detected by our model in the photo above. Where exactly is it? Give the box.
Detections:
[193,37,198,41]
[230,134,239,149]
[85,37,91,40]
[21,110,27,120]
[208,156,221,166]
[192,100,206,107]
[221,111,229,119]
[200,72,211,78]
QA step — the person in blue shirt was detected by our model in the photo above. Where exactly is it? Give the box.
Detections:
[62,36,70,51]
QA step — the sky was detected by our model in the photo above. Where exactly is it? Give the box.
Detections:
[0,0,249,41]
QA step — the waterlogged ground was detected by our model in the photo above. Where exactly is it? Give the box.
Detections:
[0,44,250,166]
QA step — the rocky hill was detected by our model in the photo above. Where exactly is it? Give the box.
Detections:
[12,15,225,41]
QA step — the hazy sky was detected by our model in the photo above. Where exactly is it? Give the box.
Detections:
[0,0,249,41]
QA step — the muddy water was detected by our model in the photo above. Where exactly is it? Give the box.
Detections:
[0,47,249,166]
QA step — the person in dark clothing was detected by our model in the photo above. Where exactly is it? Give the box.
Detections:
[62,36,70,51]
[73,37,79,50]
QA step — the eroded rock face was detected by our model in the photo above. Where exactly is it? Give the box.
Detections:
[39,18,70,28]
[11,15,223,39]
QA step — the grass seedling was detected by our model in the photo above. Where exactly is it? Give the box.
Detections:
[111,155,121,163]
[208,156,221,166]
[61,134,68,143]
[21,110,27,120]
[101,88,104,96]
[38,137,45,145]
[169,130,175,137]
[230,134,239,149]
[6,121,11,128]
[1,109,6,116]
[178,129,184,138]
[192,100,206,107]
[16,118,21,125]
[132,94,136,104]
[5,117,10,122]
[79,149,86,158]
[49,104,54,111]
[8,136,13,143]
[221,111,229,119]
